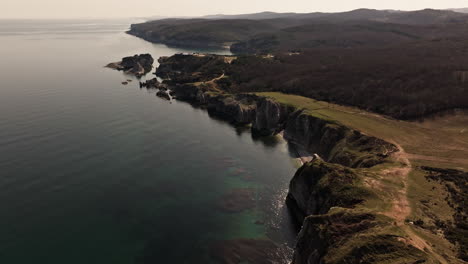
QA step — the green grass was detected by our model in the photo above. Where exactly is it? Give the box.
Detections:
[311,209,432,264]
[407,169,454,223]
[255,92,468,171]
[255,92,466,262]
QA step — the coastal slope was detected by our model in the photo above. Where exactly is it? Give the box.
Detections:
[149,53,467,263]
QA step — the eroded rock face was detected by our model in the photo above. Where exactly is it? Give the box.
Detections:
[284,111,345,156]
[253,98,293,136]
[284,110,398,168]
[286,159,369,224]
[166,82,397,167]
[168,84,200,101]
[207,95,257,124]
[167,83,257,124]
[329,130,398,168]
[287,162,429,264]
[106,54,154,77]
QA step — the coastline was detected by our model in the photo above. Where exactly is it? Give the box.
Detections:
[151,51,468,263]
[150,53,443,263]
[126,30,233,52]
[277,131,314,165]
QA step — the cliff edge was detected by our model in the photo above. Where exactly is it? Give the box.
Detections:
[149,53,464,263]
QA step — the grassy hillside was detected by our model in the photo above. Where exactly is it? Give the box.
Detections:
[254,92,468,171]
[255,92,468,262]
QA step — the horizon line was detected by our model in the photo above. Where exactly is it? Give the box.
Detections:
[1,7,467,20]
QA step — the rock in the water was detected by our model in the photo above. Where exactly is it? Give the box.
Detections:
[156,90,171,101]
[121,81,128,85]
[106,54,154,77]
[139,78,169,91]
[139,77,159,88]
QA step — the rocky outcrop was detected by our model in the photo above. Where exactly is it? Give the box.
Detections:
[139,78,167,90]
[251,99,397,167]
[284,110,398,168]
[168,84,257,124]
[156,90,171,101]
[292,211,375,264]
[206,94,257,124]
[156,54,227,82]
[166,84,396,168]
[168,83,202,101]
[287,160,429,264]
[252,98,294,136]
[286,160,370,223]
[293,210,428,264]
[106,54,154,77]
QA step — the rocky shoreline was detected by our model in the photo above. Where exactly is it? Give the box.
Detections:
[127,29,232,51]
[151,54,435,263]
[106,54,154,78]
[106,51,443,263]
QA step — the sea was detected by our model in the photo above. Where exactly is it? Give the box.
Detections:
[0,19,298,263]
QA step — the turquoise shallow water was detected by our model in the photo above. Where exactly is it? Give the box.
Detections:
[0,19,297,263]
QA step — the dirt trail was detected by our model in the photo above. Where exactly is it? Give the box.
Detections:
[206,73,225,84]
[382,144,448,264]
[382,145,412,225]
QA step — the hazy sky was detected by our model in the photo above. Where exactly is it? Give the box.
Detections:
[2,0,468,19]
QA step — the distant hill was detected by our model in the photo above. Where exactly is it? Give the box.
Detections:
[201,8,468,24]
[202,11,300,20]
[126,7,468,120]
[387,9,468,24]
[231,21,425,53]
[128,18,278,49]
[128,8,468,51]
[450,8,468,13]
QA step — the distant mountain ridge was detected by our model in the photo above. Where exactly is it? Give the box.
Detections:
[202,11,300,20]
[200,8,468,24]
[128,8,468,52]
